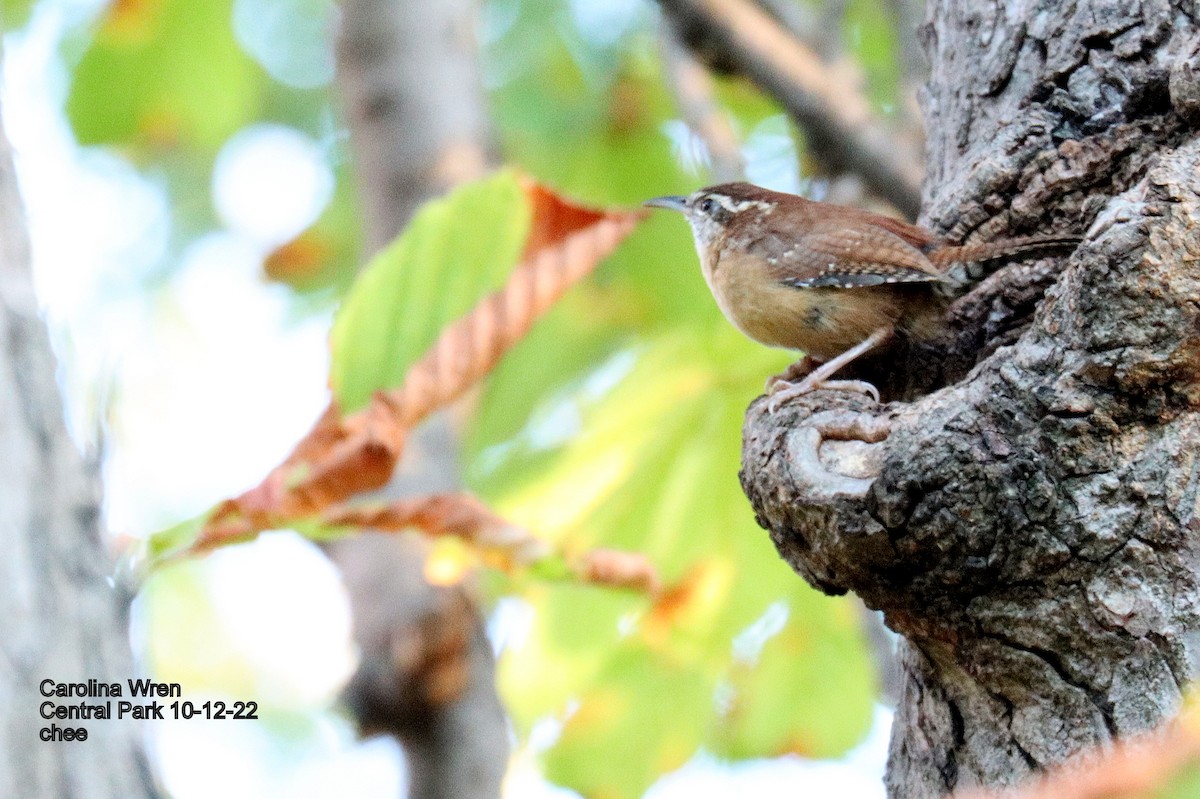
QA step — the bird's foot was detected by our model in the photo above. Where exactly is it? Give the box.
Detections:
[767,376,880,413]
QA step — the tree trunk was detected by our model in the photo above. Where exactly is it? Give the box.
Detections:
[739,2,1200,797]
[0,88,160,798]
[336,0,492,253]
[331,1,507,797]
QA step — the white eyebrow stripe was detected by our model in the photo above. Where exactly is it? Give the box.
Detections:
[710,194,774,214]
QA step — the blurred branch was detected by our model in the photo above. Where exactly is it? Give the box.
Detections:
[752,0,821,55]
[336,0,493,254]
[656,0,923,218]
[755,0,845,62]
[333,0,500,795]
[884,0,930,133]
[885,0,929,90]
[328,533,504,799]
[659,20,746,182]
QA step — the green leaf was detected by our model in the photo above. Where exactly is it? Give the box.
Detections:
[1,0,35,30]
[547,649,712,799]
[480,331,776,563]
[329,170,530,411]
[145,511,211,562]
[466,294,629,475]
[1157,760,1200,799]
[717,589,876,758]
[67,0,265,153]
[463,212,724,472]
[499,585,713,799]
[844,0,902,112]
[500,584,645,730]
[483,331,875,797]
[488,11,696,207]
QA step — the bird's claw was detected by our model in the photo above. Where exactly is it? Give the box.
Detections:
[766,377,880,413]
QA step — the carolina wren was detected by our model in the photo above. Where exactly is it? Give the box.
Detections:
[645,182,1080,407]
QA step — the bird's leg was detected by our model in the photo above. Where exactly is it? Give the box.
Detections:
[767,326,893,412]
[765,355,819,393]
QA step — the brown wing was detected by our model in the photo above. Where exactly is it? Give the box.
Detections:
[762,219,947,289]
[845,209,938,251]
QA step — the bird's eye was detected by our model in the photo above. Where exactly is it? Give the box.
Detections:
[699,198,716,214]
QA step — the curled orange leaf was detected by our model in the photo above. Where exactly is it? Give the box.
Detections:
[191,179,643,554]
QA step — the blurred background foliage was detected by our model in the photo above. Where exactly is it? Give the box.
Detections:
[1,0,917,795]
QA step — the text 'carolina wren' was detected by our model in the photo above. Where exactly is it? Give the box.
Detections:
[645,182,1080,407]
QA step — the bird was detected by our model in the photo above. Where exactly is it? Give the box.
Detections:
[645,182,1080,409]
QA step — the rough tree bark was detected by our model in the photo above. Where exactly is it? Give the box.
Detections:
[0,88,159,797]
[330,1,507,798]
[739,2,1200,798]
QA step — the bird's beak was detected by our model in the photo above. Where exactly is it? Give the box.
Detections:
[643,195,688,212]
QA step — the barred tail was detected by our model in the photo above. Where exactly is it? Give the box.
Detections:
[927,234,1082,269]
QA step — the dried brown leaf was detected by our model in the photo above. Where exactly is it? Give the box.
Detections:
[193,182,642,553]
[322,494,551,567]
[263,231,329,285]
[383,183,645,429]
[576,548,663,596]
